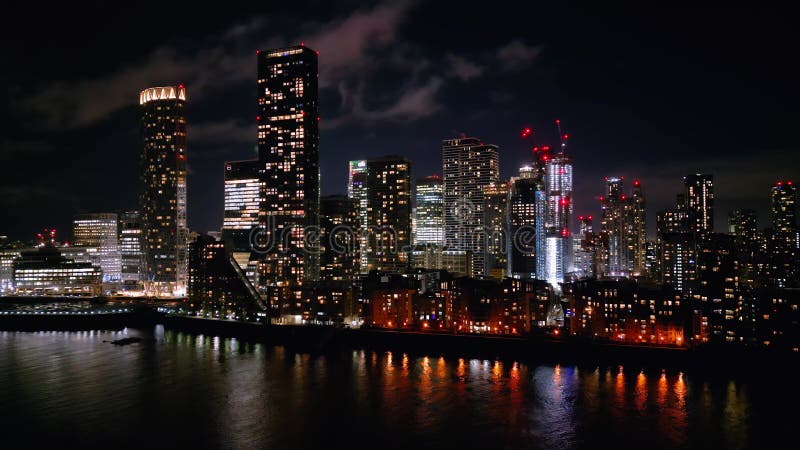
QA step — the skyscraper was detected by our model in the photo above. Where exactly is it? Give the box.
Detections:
[72,213,121,286]
[684,173,714,234]
[139,85,188,296]
[630,180,647,275]
[543,151,573,287]
[223,160,260,250]
[414,175,445,246]
[598,177,645,277]
[256,45,320,288]
[221,160,260,277]
[573,215,597,278]
[320,195,360,282]
[509,169,538,279]
[656,196,695,293]
[348,160,369,272]
[771,181,797,248]
[118,211,143,291]
[442,137,500,277]
[728,209,758,246]
[364,156,412,273]
[483,181,509,278]
[599,177,627,276]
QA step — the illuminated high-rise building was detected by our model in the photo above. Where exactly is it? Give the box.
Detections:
[765,181,799,288]
[483,181,509,278]
[771,181,797,247]
[320,195,360,282]
[256,45,320,289]
[728,209,758,246]
[118,211,143,291]
[656,196,695,293]
[348,160,369,272]
[573,215,597,278]
[599,177,628,276]
[414,175,445,246]
[442,137,500,277]
[139,85,188,296]
[223,160,260,249]
[364,156,412,273]
[684,173,714,234]
[630,180,647,275]
[542,151,573,288]
[222,160,260,284]
[510,167,539,279]
[598,177,645,277]
[72,213,121,286]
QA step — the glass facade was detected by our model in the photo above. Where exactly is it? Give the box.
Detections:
[72,213,121,285]
[119,211,143,290]
[442,137,499,277]
[414,175,444,246]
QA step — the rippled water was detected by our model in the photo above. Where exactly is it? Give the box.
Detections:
[0,327,794,449]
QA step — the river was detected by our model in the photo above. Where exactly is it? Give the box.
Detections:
[0,326,794,449]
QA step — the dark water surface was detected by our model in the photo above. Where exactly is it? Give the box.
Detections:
[0,327,795,449]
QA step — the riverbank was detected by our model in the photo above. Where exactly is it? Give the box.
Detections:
[1,309,796,373]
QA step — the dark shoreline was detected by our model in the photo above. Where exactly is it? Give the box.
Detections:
[1,309,796,375]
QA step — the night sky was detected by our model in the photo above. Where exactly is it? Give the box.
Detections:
[1,3,798,241]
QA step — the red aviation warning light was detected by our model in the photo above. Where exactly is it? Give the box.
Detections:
[633,179,641,187]
[521,127,533,138]
[561,228,570,237]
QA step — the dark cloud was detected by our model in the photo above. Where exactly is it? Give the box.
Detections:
[496,39,542,70]
[191,120,253,145]
[445,53,485,81]
[0,139,52,160]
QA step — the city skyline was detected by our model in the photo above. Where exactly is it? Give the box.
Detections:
[2,7,799,449]
[1,5,798,241]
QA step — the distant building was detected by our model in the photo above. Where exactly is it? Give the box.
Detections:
[483,181,509,278]
[657,199,696,294]
[442,137,500,277]
[348,160,369,271]
[410,246,473,277]
[728,209,759,290]
[0,247,20,293]
[348,156,412,273]
[320,195,360,282]
[139,84,188,296]
[771,181,798,248]
[414,175,445,246]
[684,173,714,234]
[222,160,261,285]
[572,215,597,278]
[222,160,260,250]
[118,211,144,291]
[13,245,102,296]
[510,169,539,279]
[598,177,646,277]
[72,213,121,286]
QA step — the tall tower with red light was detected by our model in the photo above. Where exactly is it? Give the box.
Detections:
[539,120,573,290]
[256,45,320,291]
